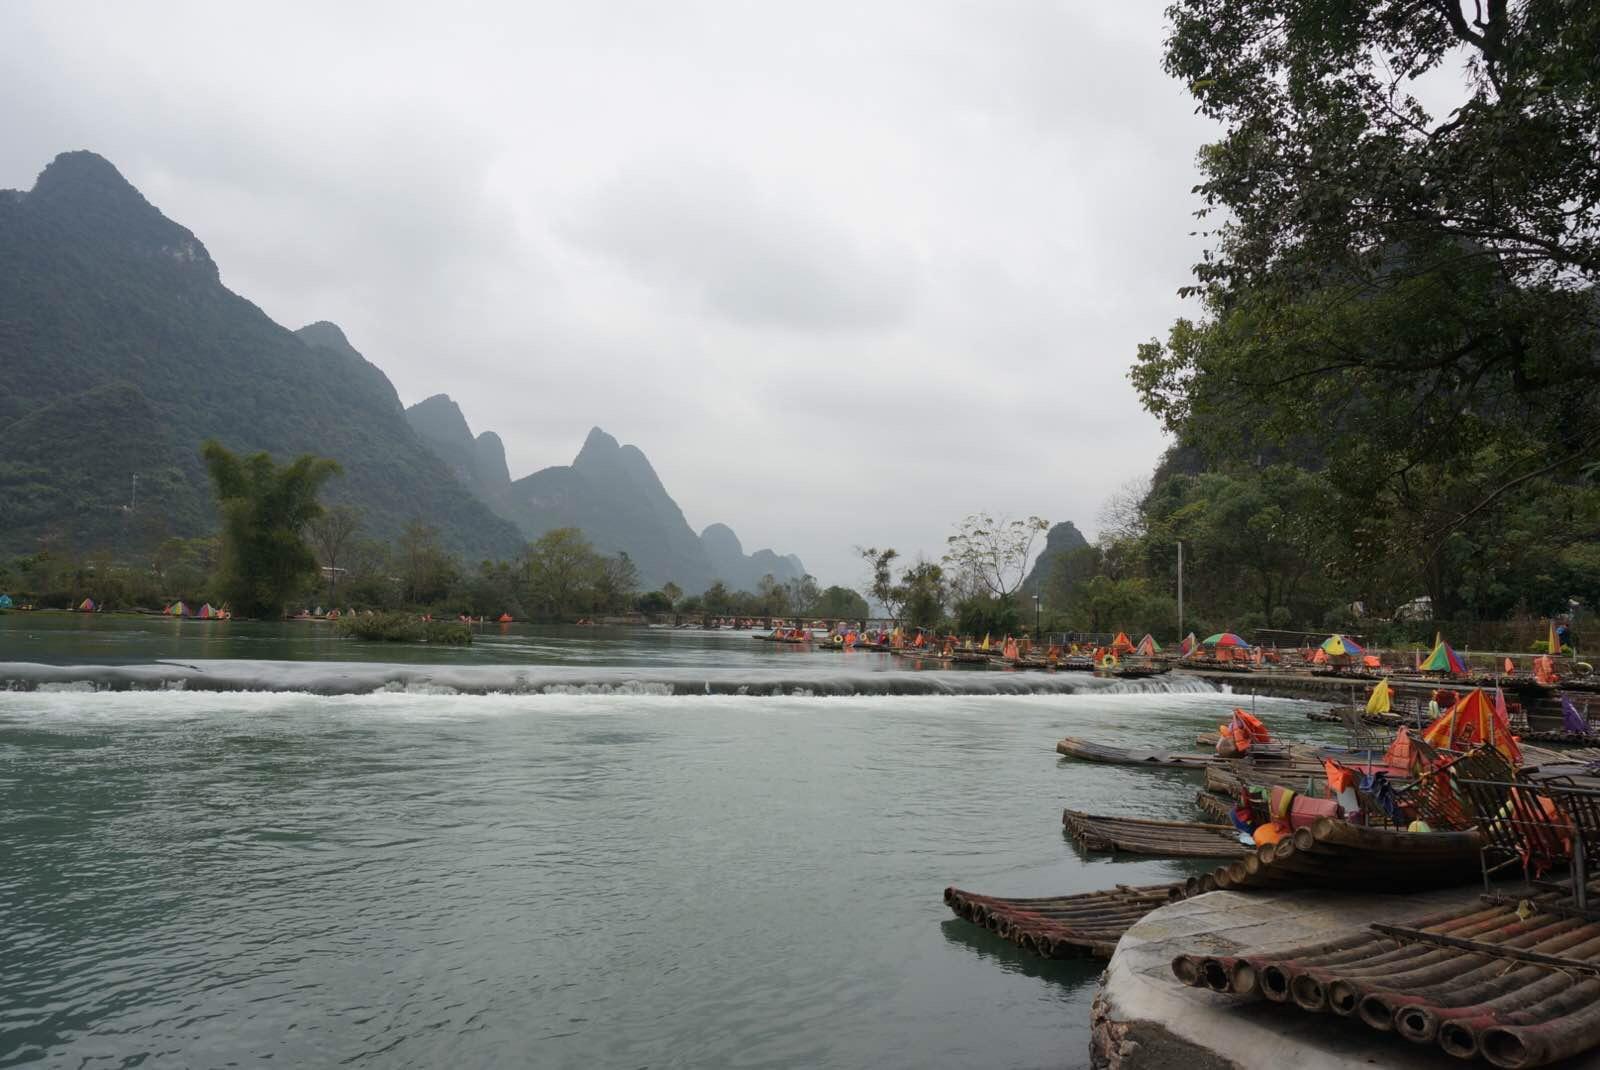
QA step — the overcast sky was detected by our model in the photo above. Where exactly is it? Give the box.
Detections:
[1,1,1217,586]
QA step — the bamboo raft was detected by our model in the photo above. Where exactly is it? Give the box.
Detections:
[1055,736,1216,768]
[943,882,1186,959]
[1183,818,1483,896]
[1172,886,1600,1068]
[1062,809,1249,859]
[1194,790,1236,823]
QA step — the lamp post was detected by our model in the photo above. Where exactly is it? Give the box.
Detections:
[1176,540,1184,638]
[1033,594,1041,640]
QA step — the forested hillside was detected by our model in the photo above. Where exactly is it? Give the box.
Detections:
[0,151,529,561]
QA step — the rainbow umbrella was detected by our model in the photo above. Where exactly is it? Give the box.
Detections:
[1321,634,1364,657]
[1420,635,1466,673]
[1202,632,1250,648]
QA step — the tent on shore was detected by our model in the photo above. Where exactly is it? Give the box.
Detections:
[198,603,217,619]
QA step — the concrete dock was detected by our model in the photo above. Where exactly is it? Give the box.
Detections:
[1091,888,1600,1069]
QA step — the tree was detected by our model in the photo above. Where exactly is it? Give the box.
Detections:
[755,573,791,616]
[812,585,870,619]
[520,528,603,619]
[396,522,458,606]
[857,547,904,619]
[661,581,683,608]
[899,560,946,629]
[306,505,361,603]
[943,514,1049,601]
[201,440,340,618]
[1141,0,1600,537]
[591,552,640,613]
[782,573,820,616]
[701,581,734,616]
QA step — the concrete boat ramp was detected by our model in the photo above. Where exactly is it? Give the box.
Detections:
[1093,887,1600,1069]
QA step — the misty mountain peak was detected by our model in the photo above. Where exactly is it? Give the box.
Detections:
[701,523,744,559]
[296,321,356,356]
[575,426,621,466]
[23,150,217,278]
[32,150,141,200]
[405,394,474,448]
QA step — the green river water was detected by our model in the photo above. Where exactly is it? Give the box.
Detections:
[0,614,1325,1068]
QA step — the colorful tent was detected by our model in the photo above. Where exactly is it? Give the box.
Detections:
[1365,678,1392,715]
[1110,632,1135,654]
[1321,634,1364,658]
[1178,632,1198,656]
[1134,633,1160,656]
[1202,632,1250,648]
[166,601,187,617]
[78,598,95,612]
[1421,688,1520,764]
[198,603,216,619]
[1420,635,1466,674]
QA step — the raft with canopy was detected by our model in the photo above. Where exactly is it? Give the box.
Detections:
[1110,632,1136,655]
[1134,633,1160,657]
[1178,631,1198,656]
[78,598,95,612]
[198,603,216,619]
[166,601,187,617]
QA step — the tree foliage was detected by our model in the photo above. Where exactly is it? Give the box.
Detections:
[1125,0,1600,624]
[943,514,1049,601]
[201,440,341,618]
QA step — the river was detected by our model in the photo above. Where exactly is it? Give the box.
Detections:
[0,614,1324,1068]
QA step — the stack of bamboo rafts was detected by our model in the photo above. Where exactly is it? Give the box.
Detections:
[1171,886,1600,1069]
[1181,818,1483,895]
[1062,809,1249,859]
[944,883,1186,959]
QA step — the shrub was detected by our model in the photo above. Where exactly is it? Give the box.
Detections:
[337,612,472,645]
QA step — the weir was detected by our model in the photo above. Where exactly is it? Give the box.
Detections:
[0,659,1226,698]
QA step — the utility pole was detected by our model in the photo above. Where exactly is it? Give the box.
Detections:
[130,473,138,512]
[1176,540,1184,638]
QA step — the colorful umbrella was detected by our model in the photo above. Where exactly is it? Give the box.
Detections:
[1110,632,1135,654]
[1422,688,1520,764]
[1134,633,1161,656]
[1178,632,1198,655]
[1321,634,1364,657]
[1420,635,1466,673]
[1202,632,1250,648]
[1365,679,1392,715]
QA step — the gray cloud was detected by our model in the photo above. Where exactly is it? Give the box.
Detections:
[563,156,917,331]
[0,0,1219,585]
